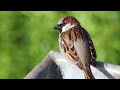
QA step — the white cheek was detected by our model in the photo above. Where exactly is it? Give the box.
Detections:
[62,23,74,32]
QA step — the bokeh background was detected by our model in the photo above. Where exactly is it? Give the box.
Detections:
[0,11,120,79]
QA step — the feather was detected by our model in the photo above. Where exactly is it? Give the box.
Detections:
[60,28,96,79]
[81,27,97,66]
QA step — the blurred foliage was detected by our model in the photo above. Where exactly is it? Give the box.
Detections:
[0,11,120,78]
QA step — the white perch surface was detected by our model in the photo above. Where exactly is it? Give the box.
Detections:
[25,50,120,79]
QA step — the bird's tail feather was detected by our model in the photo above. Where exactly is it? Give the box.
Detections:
[83,67,95,79]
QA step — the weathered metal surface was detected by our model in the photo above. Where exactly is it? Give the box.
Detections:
[24,50,120,79]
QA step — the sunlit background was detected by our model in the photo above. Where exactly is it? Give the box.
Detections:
[0,11,120,78]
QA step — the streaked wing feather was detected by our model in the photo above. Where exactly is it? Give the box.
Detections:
[61,30,83,69]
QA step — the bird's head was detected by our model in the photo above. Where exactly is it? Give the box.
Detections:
[54,16,80,33]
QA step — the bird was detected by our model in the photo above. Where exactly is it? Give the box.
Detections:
[53,16,97,79]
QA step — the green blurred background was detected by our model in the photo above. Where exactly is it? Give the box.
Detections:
[0,11,120,79]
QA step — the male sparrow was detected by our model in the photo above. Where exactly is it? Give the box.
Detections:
[53,16,97,79]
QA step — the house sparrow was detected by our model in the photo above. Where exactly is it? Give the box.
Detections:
[53,16,97,79]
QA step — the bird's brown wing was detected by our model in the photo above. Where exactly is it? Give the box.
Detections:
[81,28,97,67]
[61,29,84,70]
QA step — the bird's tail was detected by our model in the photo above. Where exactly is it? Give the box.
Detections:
[83,67,95,79]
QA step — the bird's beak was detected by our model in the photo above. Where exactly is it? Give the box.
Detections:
[54,23,65,31]
[54,24,59,30]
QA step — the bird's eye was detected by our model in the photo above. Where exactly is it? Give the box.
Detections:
[60,23,65,26]
[59,24,62,27]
